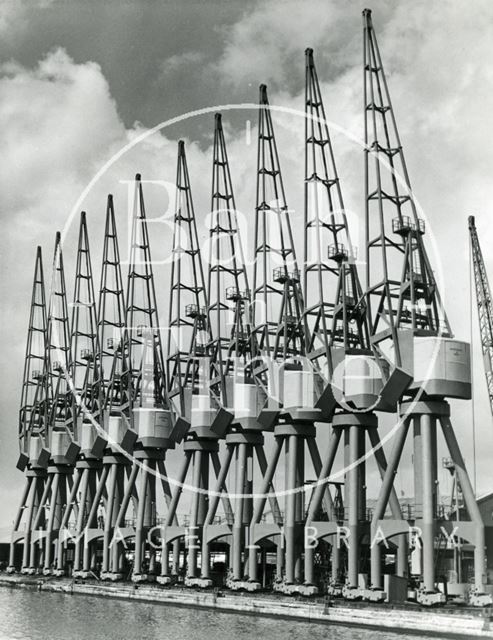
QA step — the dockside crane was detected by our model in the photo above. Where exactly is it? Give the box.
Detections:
[160,141,233,587]
[361,9,489,606]
[53,213,105,577]
[8,247,50,573]
[33,232,80,575]
[109,175,184,583]
[246,85,325,595]
[469,215,493,419]
[57,200,130,579]
[198,114,282,590]
[96,195,139,580]
[301,47,407,600]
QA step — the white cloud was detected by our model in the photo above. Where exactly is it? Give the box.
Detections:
[0,0,56,39]
[0,0,25,36]
[159,50,205,78]
[211,0,360,90]
[0,48,126,217]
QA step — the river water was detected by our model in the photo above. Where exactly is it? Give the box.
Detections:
[0,587,439,640]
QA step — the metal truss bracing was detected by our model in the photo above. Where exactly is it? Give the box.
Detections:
[301,49,406,596]
[109,175,179,583]
[199,114,282,588]
[101,194,133,438]
[252,84,305,367]
[33,232,80,575]
[123,174,169,422]
[246,85,328,594]
[8,248,49,573]
[56,213,104,577]
[7,10,490,607]
[363,10,484,606]
[167,140,210,419]
[363,8,450,364]
[89,196,136,581]
[68,212,100,435]
[160,139,232,587]
[304,47,370,374]
[469,215,493,417]
[18,247,48,458]
[98,196,126,388]
[46,232,72,433]
[207,113,252,404]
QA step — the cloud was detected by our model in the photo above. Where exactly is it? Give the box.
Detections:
[0,1,25,36]
[211,0,359,91]
[0,47,126,217]
[159,50,205,78]
[0,0,56,40]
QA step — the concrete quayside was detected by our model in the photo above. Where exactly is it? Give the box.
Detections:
[0,574,492,639]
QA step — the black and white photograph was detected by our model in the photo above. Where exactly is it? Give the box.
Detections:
[0,1,492,638]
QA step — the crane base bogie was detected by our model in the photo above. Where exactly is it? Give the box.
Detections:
[184,576,213,589]
[341,585,364,600]
[272,581,318,597]
[79,571,93,580]
[104,572,124,582]
[6,566,16,575]
[100,572,115,581]
[156,575,178,586]
[226,578,260,592]
[416,589,446,607]
[72,570,93,580]
[467,587,493,607]
[326,583,343,597]
[296,583,318,597]
[52,568,66,578]
[362,588,386,602]
[131,573,155,584]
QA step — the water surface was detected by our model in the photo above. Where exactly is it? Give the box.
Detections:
[0,587,438,640]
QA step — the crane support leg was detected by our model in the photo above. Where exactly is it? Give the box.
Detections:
[440,416,486,591]
[370,417,410,589]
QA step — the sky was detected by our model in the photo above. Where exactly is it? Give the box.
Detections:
[1,0,493,529]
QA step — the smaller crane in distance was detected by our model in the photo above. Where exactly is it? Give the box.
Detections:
[469,215,493,420]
